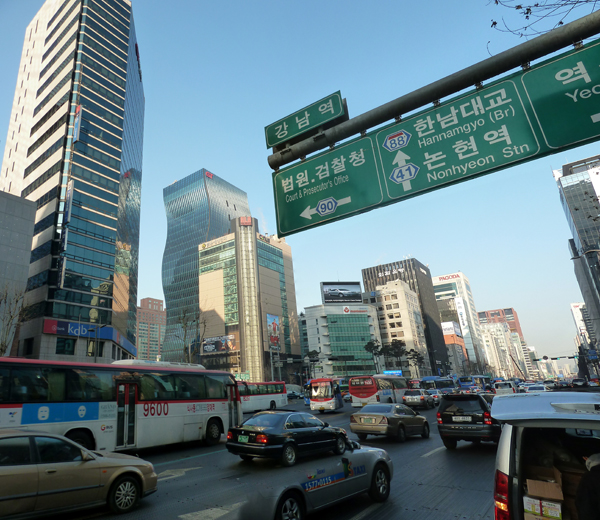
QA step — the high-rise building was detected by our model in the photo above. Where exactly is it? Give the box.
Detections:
[433,272,484,370]
[304,302,381,379]
[478,308,526,344]
[440,322,468,377]
[362,258,449,374]
[364,280,431,378]
[192,217,299,382]
[136,297,166,361]
[1,0,144,361]
[554,155,600,343]
[161,169,250,362]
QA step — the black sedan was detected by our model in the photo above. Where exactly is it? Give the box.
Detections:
[226,410,347,467]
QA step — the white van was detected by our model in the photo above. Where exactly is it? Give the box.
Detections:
[493,381,516,396]
[492,392,600,520]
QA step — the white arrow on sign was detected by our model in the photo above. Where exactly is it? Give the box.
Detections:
[392,150,414,190]
[300,196,352,220]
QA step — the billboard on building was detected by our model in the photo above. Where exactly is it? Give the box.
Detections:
[321,282,362,304]
[202,335,238,354]
[267,314,280,351]
[442,321,462,337]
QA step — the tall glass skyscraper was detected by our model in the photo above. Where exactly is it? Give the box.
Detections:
[0,0,144,361]
[161,169,250,362]
[555,155,600,350]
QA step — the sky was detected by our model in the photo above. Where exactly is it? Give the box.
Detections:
[1,0,599,361]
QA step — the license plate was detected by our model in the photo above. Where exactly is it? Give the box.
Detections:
[363,417,374,424]
[238,435,249,443]
[452,416,472,422]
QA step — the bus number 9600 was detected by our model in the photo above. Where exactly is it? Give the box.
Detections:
[143,402,169,417]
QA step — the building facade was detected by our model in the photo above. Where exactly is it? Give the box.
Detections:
[555,155,600,343]
[161,169,250,362]
[304,303,381,379]
[1,0,143,362]
[192,217,300,382]
[364,280,431,378]
[362,258,449,374]
[433,272,484,370]
[136,297,166,361]
[441,322,469,377]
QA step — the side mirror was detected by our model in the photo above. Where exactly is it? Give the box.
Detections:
[323,422,329,427]
[82,450,95,461]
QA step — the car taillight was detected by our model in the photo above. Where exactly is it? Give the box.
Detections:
[512,388,516,393]
[437,412,442,424]
[350,415,357,423]
[376,394,380,402]
[420,395,424,400]
[402,396,406,401]
[256,434,268,444]
[227,431,233,440]
[380,417,388,424]
[484,411,492,425]
[494,470,510,520]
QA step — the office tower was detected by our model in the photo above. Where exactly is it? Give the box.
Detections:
[136,297,166,361]
[554,155,600,342]
[304,302,381,380]
[0,0,143,360]
[433,272,484,370]
[362,258,450,374]
[193,217,300,382]
[478,308,526,343]
[367,280,432,378]
[161,171,251,362]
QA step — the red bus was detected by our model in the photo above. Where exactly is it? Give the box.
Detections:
[237,381,287,412]
[308,378,344,413]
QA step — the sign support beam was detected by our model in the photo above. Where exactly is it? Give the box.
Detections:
[268,10,600,170]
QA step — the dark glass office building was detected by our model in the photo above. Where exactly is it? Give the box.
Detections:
[362,258,450,374]
[555,155,600,348]
[161,169,251,362]
[0,0,143,361]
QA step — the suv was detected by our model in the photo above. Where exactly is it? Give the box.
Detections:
[494,381,517,396]
[572,377,588,387]
[492,392,600,520]
[437,393,500,449]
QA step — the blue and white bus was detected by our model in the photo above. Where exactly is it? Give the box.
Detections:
[420,376,458,394]
[457,374,492,392]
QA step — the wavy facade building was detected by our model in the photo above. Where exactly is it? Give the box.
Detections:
[0,0,144,361]
[161,169,250,361]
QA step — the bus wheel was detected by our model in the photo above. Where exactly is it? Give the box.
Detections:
[205,419,221,446]
[270,401,276,410]
[67,430,94,450]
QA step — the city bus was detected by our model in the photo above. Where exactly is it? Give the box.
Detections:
[420,376,458,394]
[348,374,409,407]
[308,378,344,413]
[457,374,492,392]
[236,381,287,412]
[0,357,242,451]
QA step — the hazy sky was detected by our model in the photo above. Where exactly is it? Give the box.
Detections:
[1,0,599,360]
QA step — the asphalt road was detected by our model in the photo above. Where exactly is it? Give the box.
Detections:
[65,399,497,520]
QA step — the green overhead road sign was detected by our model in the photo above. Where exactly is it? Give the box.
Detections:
[521,44,600,148]
[273,139,382,235]
[265,91,345,149]
[272,39,600,237]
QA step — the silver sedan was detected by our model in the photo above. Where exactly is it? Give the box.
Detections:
[236,441,393,520]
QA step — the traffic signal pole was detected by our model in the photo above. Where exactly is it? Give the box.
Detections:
[268,10,600,171]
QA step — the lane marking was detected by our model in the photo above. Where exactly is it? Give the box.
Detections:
[422,447,445,457]
[158,465,203,481]
[153,449,227,467]
[179,502,243,520]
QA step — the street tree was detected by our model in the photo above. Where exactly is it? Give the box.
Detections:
[0,283,26,357]
[406,349,426,377]
[364,339,383,373]
[381,339,407,370]
[491,0,598,37]
[177,308,207,363]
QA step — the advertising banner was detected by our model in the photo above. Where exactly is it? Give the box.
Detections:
[321,282,362,304]
[442,321,463,338]
[73,105,82,143]
[202,335,237,354]
[267,314,280,351]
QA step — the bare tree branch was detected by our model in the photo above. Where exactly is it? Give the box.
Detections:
[0,283,26,356]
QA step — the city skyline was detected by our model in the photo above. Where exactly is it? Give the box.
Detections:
[1,1,597,358]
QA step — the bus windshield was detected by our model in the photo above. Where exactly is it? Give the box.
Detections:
[311,382,333,398]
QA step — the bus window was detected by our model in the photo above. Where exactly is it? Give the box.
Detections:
[175,374,203,399]
[0,368,8,402]
[206,374,227,399]
[10,368,49,402]
[393,378,407,389]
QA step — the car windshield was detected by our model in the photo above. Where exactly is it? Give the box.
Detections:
[360,404,393,414]
[243,414,284,427]
[495,383,512,389]
[427,390,438,395]
[311,382,333,398]
[405,390,421,396]
[439,398,484,413]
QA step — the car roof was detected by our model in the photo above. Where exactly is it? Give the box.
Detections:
[491,391,600,427]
